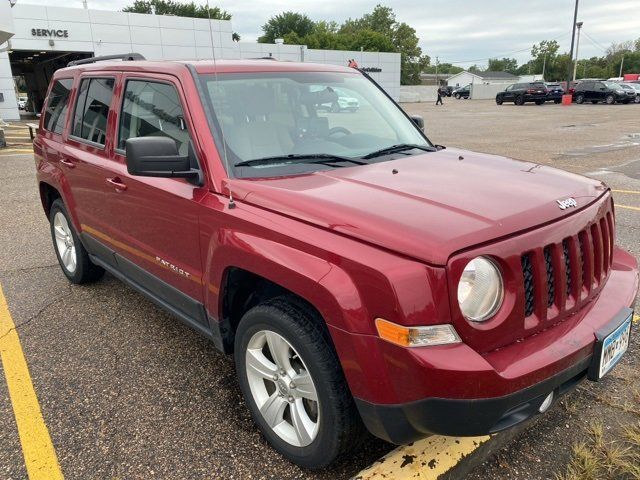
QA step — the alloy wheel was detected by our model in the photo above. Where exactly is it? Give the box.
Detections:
[53,212,77,273]
[245,330,320,447]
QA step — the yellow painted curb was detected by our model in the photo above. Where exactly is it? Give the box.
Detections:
[353,435,491,479]
[0,284,64,480]
[612,189,640,195]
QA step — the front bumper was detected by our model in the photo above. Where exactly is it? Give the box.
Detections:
[332,247,638,444]
[356,354,591,444]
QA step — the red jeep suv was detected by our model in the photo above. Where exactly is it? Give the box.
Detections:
[34,54,638,469]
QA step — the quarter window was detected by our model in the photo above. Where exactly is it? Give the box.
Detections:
[43,79,73,134]
[118,80,190,155]
[72,77,114,146]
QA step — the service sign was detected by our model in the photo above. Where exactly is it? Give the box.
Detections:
[31,28,69,38]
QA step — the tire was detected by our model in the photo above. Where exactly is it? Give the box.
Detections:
[635,96,640,104]
[515,95,525,105]
[496,96,503,105]
[49,199,104,284]
[575,94,585,104]
[454,93,460,99]
[554,100,561,104]
[605,94,615,105]
[331,102,340,113]
[235,296,363,469]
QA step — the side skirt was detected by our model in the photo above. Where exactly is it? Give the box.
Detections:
[82,233,229,353]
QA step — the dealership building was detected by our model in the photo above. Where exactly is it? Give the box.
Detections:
[0,1,400,120]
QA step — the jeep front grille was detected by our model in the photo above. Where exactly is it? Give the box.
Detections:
[520,212,614,318]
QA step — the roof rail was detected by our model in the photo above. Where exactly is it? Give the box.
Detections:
[67,53,146,67]
[247,56,279,61]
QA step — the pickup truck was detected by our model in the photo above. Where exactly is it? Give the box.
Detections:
[34,54,638,469]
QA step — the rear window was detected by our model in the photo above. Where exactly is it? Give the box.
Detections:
[72,77,115,146]
[43,79,73,134]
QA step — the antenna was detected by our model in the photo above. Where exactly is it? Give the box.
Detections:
[205,0,235,209]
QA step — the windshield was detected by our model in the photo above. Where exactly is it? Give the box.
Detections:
[199,71,431,178]
[604,82,622,90]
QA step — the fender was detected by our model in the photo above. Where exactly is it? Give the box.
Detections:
[37,162,80,230]
[203,230,371,334]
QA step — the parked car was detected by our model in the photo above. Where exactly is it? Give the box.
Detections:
[443,85,454,97]
[573,81,632,104]
[545,83,564,103]
[495,82,548,105]
[35,54,638,469]
[452,85,470,99]
[311,86,360,112]
[626,83,640,103]
[617,83,638,103]
[18,99,27,110]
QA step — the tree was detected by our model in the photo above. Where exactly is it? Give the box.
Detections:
[258,12,315,44]
[123,0,230,19]
[487,57,518,74]
[340,5,427,85]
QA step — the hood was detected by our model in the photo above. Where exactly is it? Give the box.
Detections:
[231,149,608,265]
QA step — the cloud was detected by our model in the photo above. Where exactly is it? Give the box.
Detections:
[20,0,640,67]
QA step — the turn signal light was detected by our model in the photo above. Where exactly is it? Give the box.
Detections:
[375,318,462,347]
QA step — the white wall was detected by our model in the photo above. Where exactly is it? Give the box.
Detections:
[0,1,18,121]
[470,83,508,100]
[447,72,478,88]
[399,85,438,103]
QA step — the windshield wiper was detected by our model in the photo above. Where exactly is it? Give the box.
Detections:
[362,143,435,160]
[235,153,368,168]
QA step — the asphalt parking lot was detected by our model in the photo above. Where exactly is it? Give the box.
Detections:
[1,99,640,479]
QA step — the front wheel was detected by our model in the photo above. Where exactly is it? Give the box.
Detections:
[49,199,104,284]
[235,297,363,469]
[454,93,460,99]
[496,96,503,105]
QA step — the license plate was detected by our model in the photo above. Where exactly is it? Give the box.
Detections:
[589,310,632,380]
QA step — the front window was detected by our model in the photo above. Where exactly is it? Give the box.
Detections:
[199,72,431,178]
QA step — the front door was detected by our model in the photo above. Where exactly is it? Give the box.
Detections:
[101,74,207,324]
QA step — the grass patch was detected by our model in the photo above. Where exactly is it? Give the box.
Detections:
[556,420,640,480]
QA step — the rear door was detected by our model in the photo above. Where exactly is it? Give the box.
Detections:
[63,75,119,254]
[100,73,207,324]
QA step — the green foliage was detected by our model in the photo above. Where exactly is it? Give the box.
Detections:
[487,58,518,74]
[259,5,428,85]
[423,63,463,75]
[258,12,315,44]
[123,0,230,19]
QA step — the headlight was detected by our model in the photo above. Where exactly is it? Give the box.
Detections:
[457,256,504,322]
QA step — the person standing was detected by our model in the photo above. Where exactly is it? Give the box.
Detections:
[436,86,444,106]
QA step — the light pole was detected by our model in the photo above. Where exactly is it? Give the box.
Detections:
[619,54,625,78]
[572,21,583,82]
[566,0,580,93]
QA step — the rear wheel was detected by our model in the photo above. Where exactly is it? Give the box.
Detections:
[49,199,104,284]
[454,93,460,99]
[605,94,615,105]
[235,297,363,469]
[515,95,525,105]
[575,94,585,104]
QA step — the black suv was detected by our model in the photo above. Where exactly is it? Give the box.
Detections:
[453,85,470,99]
[496,82,548,105]
[573,81,632,104]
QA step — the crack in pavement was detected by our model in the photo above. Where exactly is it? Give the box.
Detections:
[0,264,59,276]
[0,286,73,342]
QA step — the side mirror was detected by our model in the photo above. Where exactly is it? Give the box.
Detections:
[125,137,198,180]
[410,115,424,131]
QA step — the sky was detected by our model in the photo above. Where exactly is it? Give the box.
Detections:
[20,0,640,68]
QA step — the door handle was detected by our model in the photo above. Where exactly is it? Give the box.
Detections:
[106,177,128,192]
[59,158,75,168]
